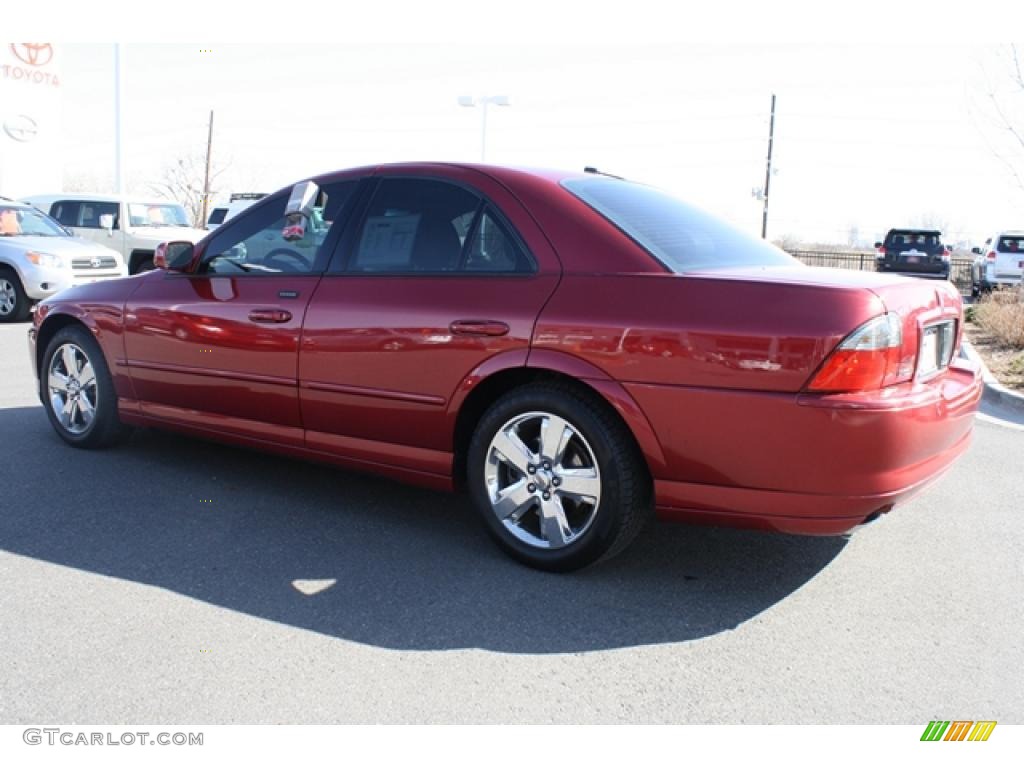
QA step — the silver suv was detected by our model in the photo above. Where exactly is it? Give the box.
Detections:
[0,199,127,322]
[971,231,1024,295]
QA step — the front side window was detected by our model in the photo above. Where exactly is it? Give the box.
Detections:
[49,201,80,227]
[562,177,798,273]
[127,203,189,228]
[201,181,357,275]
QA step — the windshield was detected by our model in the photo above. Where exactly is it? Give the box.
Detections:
[0,205,68,237]
[562,177,799,273]
[127,203,190,228]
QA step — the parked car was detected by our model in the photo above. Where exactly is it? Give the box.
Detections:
[970,230,1024,295]
[205,193,267,230]
[22,193,207,275]
[27,164,982,570]
[0,198,126,322]
[875,228,951,280]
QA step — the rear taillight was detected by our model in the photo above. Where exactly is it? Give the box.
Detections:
[877,246,887,258]
[807,313,915,392]
[942,247,951,262]
[987,251,997,261]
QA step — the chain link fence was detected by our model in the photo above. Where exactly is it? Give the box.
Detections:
[787,250,974,296]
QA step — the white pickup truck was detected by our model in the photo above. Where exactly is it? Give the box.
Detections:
[22,194,207,274]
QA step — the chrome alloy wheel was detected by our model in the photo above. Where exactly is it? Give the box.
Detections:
[484,411,602,550]
[48,343,98,435]
[0,278,16,316]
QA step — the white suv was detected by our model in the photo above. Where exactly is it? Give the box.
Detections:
[22,194,207,274]
[0,199,126,322]
[971,230,1024,295]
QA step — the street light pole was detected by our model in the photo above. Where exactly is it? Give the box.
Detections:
[114,44,125,195]
[458,95,511,162]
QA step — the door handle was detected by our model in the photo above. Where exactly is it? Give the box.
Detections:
[248,309,293,324]
[449,320,510,337]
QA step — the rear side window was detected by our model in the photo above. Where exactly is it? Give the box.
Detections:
[997,236,1024,252]
[463,209,532,273]
[561,177,797,273]
[351,179,480,272]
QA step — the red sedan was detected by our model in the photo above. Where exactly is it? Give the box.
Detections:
[27,163,983,571]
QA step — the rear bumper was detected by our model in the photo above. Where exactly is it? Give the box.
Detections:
[627,360,983,534]
[876,263,950,279]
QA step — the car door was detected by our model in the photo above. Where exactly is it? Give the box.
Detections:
[122,180,360,446]
[299,168,561,478]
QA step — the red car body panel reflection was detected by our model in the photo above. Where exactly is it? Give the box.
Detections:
[28,162,983,535]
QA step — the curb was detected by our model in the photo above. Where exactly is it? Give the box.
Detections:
[960,340,1024,418]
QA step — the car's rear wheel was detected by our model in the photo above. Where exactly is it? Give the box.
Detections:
[41,325,128,448]
[0,269,31,323]
[467,383,652,571]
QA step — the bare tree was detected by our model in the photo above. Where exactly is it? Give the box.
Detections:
[910,211,951,233]
[150,154,229,227]
[971,44,1024,198]
[63,170,111,194]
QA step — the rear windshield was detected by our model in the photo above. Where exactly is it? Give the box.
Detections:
[561,177,798,273]
[886,230,942,248]
[997,236,1024,252]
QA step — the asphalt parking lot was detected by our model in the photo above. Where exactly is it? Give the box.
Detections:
[0,321,1021,724]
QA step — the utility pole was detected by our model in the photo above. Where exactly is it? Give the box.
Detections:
[114,44,125,195]
[761,93,776,240]
[201,110,214,228]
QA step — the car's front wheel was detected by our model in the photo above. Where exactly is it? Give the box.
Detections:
[467,383,652,571]
[41,325,128,448]
[0,269,31,323]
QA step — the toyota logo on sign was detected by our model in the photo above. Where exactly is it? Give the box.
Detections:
[10,43,54,67]
[3,114,38,143]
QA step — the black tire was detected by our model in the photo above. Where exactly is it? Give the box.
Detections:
[131,253,155,274]
[467,382,652,572]
[0,268,32,323]
[40,324,129,448]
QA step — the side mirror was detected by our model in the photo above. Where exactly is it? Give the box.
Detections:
[154,241,194,272]
[285,180,319,219]
[99,213,115,234]
[873,241,882,249]
[971,247,982,255]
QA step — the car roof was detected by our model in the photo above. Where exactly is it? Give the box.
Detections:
[311,161,593,188]
[0,198,32,209]
[21,193,182,205]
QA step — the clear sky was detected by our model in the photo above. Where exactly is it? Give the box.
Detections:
[40,30,1024,247]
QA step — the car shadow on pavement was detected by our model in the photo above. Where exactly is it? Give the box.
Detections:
[0,405,848,654]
